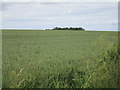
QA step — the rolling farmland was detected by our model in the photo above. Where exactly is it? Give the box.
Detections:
[2,30,119,88]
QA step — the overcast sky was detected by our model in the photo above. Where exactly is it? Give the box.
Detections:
[1,2,118,31]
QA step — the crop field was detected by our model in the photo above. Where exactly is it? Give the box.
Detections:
[2,30,119,88]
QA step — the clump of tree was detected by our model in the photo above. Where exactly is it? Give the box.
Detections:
[52,27,85,31]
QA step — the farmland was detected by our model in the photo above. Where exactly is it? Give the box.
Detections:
[2,30,119,88]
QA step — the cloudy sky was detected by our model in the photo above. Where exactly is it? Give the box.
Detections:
[1,2,118,31]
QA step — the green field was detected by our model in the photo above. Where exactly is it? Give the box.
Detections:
[2,30,119,88]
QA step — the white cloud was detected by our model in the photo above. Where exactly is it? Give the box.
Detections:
[1,2,118,31]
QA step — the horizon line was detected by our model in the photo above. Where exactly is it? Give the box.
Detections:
[0,28,118,32]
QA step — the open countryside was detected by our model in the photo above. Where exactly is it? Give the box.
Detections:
[2,30,119,88]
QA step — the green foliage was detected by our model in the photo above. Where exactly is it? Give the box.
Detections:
[2,30,118,88]
[52,27,85,31]
[82,45,120,88]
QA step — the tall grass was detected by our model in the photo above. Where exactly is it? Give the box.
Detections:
[3,45,119,88]
[2,30,119,88]
[18,45,119,88]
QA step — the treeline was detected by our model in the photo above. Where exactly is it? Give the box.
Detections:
[46,27,85,31]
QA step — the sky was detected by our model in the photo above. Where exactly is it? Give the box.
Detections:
[1,1,118,31]
[1,0,119,2]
